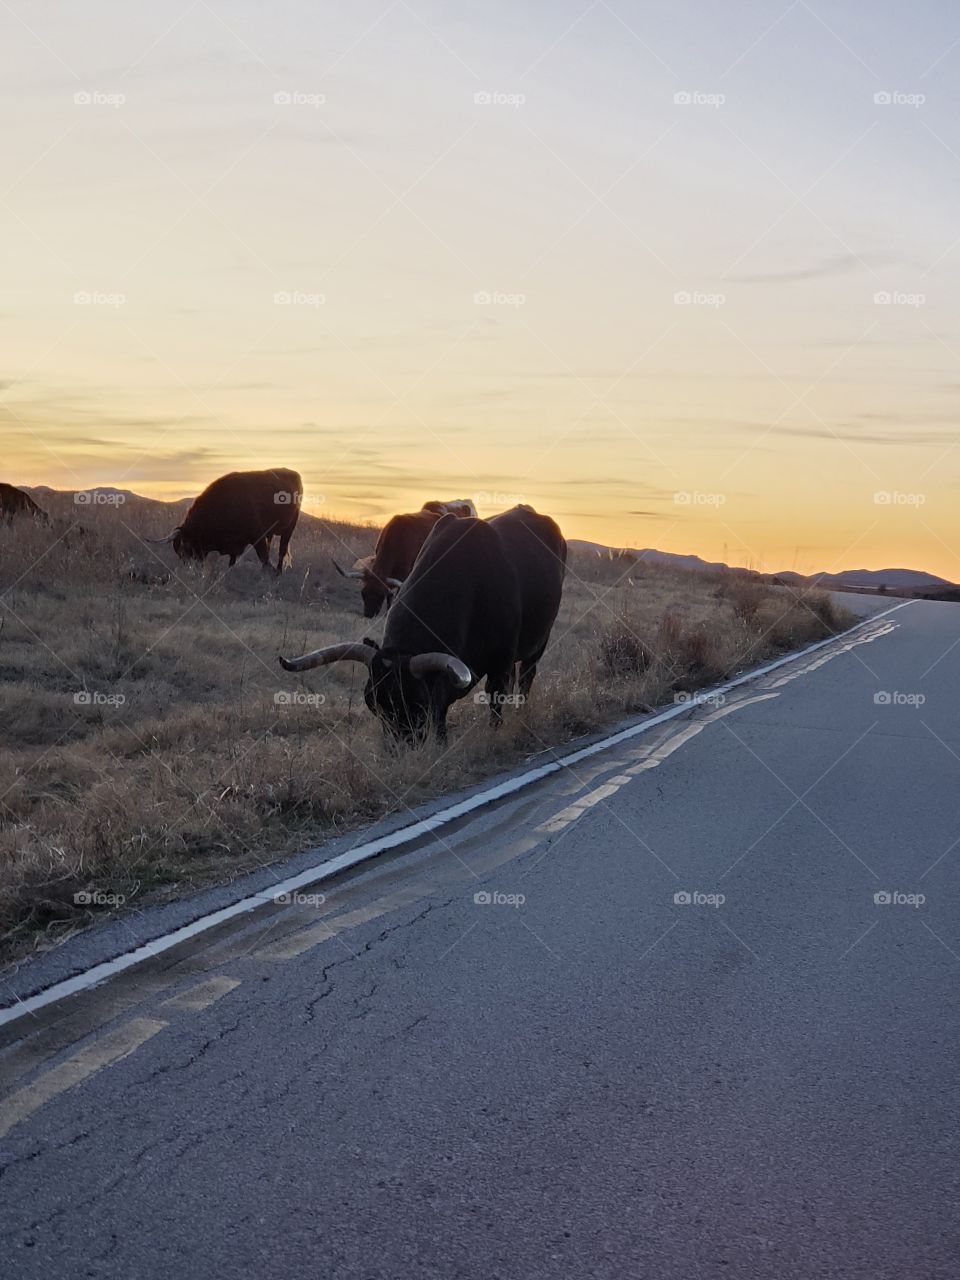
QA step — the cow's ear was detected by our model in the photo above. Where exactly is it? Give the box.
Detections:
[362,636,380,649]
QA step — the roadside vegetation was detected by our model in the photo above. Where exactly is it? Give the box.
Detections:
[0,493,851,957]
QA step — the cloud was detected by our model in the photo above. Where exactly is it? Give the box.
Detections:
[733,252,891,284]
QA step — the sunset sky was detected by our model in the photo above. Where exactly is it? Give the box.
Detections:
[4,1,960,576]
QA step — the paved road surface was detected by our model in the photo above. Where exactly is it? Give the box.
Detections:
[2,598,959,1278]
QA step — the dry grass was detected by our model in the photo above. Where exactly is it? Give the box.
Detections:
[0,495,851,957]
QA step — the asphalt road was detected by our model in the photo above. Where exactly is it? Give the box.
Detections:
[2,597,960,1279]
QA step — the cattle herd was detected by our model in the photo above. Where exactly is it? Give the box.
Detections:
[2,468,567,745]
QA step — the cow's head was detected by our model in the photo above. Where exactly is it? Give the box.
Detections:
[332,558,403,618]
[148,525,201,562]
[278,640,473,742]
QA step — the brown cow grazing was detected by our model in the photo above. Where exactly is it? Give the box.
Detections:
[150,468,302,573]
[0,483,49,525]
[334,498,478,617]
[284,505,566,744]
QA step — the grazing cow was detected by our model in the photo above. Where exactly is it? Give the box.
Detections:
[150,468,302,572]
[283,505,566,742]
[0,484,48,525]
[334,499,478,617]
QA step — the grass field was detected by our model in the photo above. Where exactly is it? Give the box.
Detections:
[0,492,851,957]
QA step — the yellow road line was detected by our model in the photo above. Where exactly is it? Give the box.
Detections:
[0,1017,167,1139]
[159,976,240,1013]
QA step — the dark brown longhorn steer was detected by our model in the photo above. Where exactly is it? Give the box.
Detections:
[0,484,49,525]
[150,468,302,573]
[334,499,478,618]
[283,505,566,742]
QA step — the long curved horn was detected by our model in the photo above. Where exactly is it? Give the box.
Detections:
[279,642,376,673]
[385,576,403,590]
[145,528,180,545]
[332,558,364,580]
[408,652,473,687]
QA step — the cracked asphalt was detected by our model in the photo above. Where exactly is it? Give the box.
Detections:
[2,598,960,1278]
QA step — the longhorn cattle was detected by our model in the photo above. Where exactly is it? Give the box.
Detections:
[334,499,478,617]
[150,468,302,572]
[283,504,566,742]
[0,484,48,525]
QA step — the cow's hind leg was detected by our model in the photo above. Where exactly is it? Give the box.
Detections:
[484,668,514,727]
[276,530,292,574]
[253,537,272,570]
[518,642,549,701]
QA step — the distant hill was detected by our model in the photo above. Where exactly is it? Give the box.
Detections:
[9,491,956,592]
[775,568,952,589]
[568,539,953,592]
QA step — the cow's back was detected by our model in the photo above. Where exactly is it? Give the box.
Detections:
[186,468,301,553]
[386,515,521,675]
[487,505,566,663]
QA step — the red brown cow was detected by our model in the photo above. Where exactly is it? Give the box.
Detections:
[0,483,48,525]
[150,468,302,573]
[334,499,478,617]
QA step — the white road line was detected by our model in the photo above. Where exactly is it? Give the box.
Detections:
[0,599,915,1030]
